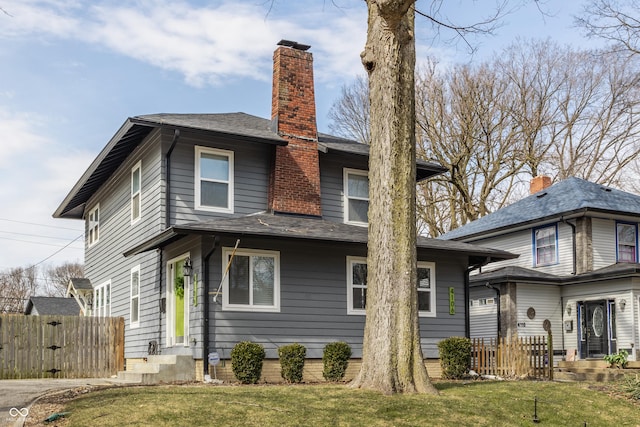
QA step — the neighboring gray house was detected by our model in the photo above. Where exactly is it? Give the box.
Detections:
[24,297,81,316]
[441,176,640,362]
[53,41,513,380]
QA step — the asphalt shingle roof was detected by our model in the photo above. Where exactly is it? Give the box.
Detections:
[25,297,81,316]
[124,213,516,264]
[440,177,640,241]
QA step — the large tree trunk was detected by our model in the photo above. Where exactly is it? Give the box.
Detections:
[351,0,438,395]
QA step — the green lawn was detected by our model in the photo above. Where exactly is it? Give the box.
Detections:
[56,380,638,426]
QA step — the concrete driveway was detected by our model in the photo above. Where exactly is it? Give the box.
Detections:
[0,378,133,427]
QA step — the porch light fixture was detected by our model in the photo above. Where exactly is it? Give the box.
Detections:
[620,299,626,311]
[183,258,192,277]
[566,303,571,316]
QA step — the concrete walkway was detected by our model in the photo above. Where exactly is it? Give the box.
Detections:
[0,377,136,427]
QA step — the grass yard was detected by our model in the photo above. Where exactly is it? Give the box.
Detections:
[28,380,639,426]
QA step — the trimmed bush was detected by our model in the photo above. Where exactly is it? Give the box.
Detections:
[323,341,352,382]
[230,341,265,384]
[438,336,472,379]
[278,343,306,383]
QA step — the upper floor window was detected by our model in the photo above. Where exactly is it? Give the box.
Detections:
[94,280,111,317]
[88,204,100,246]
[131,161,142,224]
[222,248,280,312]
[347,257,436,317]
[533,224,557,266]
[344,169,369,225]
[195,146,234,213]
[617,222,637,263]
[130,265,140,328]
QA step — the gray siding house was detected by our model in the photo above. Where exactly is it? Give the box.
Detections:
[54,41,513,380]
[441,176,640,362]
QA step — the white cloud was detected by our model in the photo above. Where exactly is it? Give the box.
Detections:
[0,106,88,269]
[1,1,367,86]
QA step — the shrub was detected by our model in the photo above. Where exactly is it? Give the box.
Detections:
[230,341,265,384]
[604,349,629,368]
[438,336,472,379]
[623,374,640,400]
[278,343,306,383]
[323,341,352,382]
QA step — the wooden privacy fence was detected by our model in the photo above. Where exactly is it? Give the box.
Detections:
[471,335,553,380]
[0,314,124,379]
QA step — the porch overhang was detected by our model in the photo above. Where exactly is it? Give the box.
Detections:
[123,214,517,265]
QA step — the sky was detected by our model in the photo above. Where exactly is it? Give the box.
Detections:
[0,0,594,272]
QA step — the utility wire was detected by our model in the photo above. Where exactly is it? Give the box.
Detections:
[30,233,85,269]
[0,236,84,249]
[0,230,84,241]
[0,217,83,231]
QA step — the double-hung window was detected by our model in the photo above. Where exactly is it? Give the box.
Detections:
[130,265,140,327]
[94,281,111,317]
[222,248,280,312]
[617,222,637,263]
[344,169,369,225]
[87,204,100,246]
[131,161,142,224]
[533,225,557,266]
[195,146,233,213]
[347,257,436,317]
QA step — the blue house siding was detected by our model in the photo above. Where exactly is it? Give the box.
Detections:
[204,237,468,360]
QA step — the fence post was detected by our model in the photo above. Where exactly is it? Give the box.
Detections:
[548,331,553,380]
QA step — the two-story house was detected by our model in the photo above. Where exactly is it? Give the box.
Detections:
[54,41,514,382]
[441,176,640,362]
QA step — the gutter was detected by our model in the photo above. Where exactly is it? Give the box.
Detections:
[202,237,220,380]
[165,129,180,228]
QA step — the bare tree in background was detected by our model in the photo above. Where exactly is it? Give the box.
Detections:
[0,267,38,313]
[577,0,640,55]
[42,262,84,297]
[331,40,640,236]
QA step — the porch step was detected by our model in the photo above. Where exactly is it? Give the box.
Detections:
[116,355,195,384]
[555,360,640,382]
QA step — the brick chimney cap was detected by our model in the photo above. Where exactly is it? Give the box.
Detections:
[277,39,311,51]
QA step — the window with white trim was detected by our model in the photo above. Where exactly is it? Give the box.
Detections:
[347,257,436,317]
[131,161,142,224]
[344,169,369,225]
[195,146,233,213]
[533,225,557,266]
[222,248,280,312]
[617,222,637,263]
[87,204,100,246]
[130,265,140,327]
[416,262,436,317]
[94,280,111,317]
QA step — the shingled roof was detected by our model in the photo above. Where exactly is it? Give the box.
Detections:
[440,177,640,241]
[54,113,445,219]
[24,297,81,316]
[124,213,516,265]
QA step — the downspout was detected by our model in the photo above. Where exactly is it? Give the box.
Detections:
[202,236,220,380]
[465,257,492,338]
[165,128,180,229]
[158,129,180,351]
[561,216,577,275]
[486,283,501,338]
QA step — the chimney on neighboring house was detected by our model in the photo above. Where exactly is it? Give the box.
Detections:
[268,40,322,217]
[530,175,552,194]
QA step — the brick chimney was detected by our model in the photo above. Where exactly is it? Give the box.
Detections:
[268,40,322,217]
[530,175,552,194]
